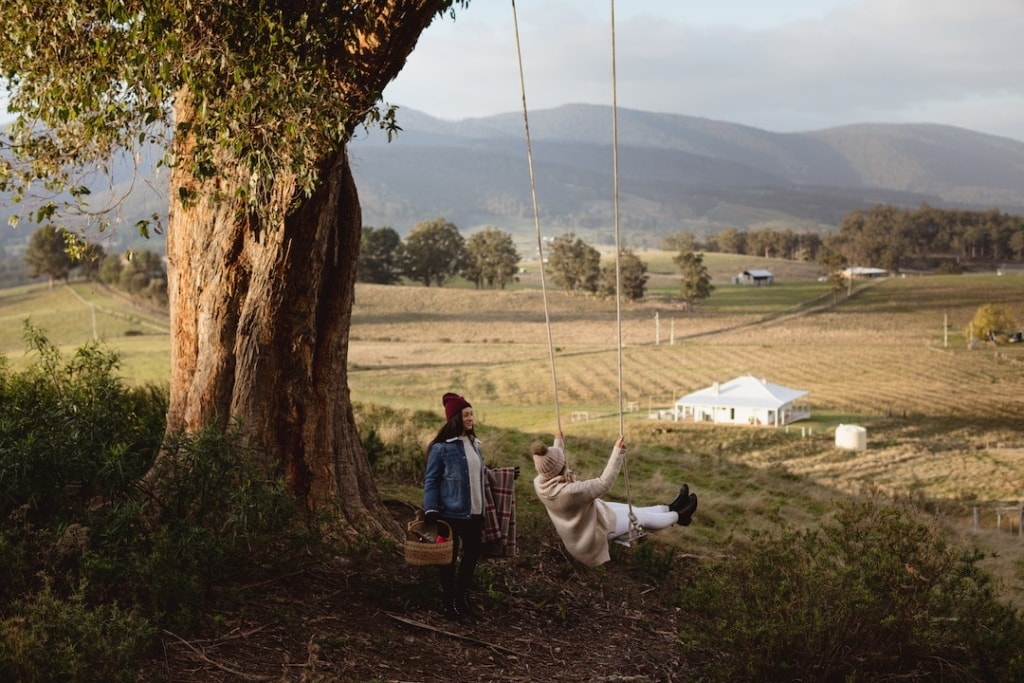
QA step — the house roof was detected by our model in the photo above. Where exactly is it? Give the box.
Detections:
[843,266,888,276]
[675,375,808,409]
[742,269,774,278]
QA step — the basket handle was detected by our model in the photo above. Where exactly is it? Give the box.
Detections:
[407,517,452,541]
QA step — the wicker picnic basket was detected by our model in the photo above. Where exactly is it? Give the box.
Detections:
[404,518,453,566]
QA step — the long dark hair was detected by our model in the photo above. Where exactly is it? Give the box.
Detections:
[430,411,476,446]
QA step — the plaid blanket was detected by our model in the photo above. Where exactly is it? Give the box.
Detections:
[482,467,517,558]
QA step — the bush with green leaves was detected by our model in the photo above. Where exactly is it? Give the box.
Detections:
[356,402,437,487]
[0,324,168,527]
[132,421,307,629]
[0,580,151,683]
[1,325,309,674]
[678,493,1024,681]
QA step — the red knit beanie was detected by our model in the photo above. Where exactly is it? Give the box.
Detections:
[442,392,471,421]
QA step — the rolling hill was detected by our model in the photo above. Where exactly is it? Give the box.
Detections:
[4,104,1024,256]
[348,104,1024,239]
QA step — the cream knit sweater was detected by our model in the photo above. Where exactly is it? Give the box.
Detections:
[533,438,625,567]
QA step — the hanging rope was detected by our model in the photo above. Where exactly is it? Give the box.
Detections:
[608,0,641,539]
[511,0,562,436]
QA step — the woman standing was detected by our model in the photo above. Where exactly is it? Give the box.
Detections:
[423,392,506,624]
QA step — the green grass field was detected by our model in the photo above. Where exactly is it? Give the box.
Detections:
[5,262,1024,600]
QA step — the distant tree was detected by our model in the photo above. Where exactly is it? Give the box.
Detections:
[966,304,1016,343]
[599,248,648,302]
[75,242,105,281]
[463,227,520,289]
[818,248,849,303]
[119,249,167,306]
[674,250,714,311]
[1010,229,1024,261]
[661,231,697,253]
[747,228,778,259]
[715,228,745,255]
[358,226,404,285]
[24,225,74,287]
[548,233,600,295]
[98,253,124,286]
[401,218,466,287]
[794,231,823,262]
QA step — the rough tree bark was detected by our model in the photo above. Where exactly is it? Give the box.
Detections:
[165,2,460,538]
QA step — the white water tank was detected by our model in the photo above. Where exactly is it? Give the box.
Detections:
[835,424,867,451]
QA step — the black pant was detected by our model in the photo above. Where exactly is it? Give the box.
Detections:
[438,514,483,604]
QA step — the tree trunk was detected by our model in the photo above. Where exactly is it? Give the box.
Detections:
[163,0,458,539]
[165,124,390,537]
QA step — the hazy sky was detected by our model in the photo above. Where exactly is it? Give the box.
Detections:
[383,0,1024,142]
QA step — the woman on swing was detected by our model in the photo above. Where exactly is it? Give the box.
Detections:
[531,432,697,567]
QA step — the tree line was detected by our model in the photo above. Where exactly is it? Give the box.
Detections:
[360,218,714,307]
[663,203,1024,273]
[22,224,167,306]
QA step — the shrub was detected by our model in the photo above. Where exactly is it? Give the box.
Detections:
[965,303,1016,342]
[132,422,306,629]
[678,493,1024,681]
[0,580,152,683]
[1,325,308,666]
[356,403,436,486]
[0,323,167,527]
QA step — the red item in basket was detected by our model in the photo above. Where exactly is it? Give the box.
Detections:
[435,535,446,543]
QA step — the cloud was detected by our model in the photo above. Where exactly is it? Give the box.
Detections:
[385,0,1024,141]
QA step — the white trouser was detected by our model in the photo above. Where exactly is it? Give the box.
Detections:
[605,502,678,537]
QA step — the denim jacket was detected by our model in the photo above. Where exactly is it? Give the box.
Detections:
[423,436,485,519]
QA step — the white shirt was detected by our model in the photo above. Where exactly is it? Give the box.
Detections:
[461,435,484,515]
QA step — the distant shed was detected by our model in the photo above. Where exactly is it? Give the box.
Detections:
[733,269,774,286]
[843,266,888,279]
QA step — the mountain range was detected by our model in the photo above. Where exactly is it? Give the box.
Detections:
[348,103,1024,243]
[4,104,1024,254]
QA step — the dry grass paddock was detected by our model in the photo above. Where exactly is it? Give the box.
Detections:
[350,272,1024,598]
[4,264,1024,600]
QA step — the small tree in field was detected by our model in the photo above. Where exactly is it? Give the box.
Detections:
[402,218,466,287]
[358,226,405,285]
[463,226,520,289]
[818,248,849,303]
[24,225,74,287]
[598,248,648,302]
[966,304,1016,343]
[674,249,714,311]
[548,233,600,295]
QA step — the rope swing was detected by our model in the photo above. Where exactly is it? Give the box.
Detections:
[511,0,563,437]
[607,0,645,547]
[513,0,644,546]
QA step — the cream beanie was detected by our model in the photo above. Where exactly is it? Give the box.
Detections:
[531,441,566,480]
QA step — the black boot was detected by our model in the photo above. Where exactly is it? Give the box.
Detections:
[668,484,690,512]
[442,594,471,624]
[440,567,468,624]
[456,590,481,623]
[676,493,698,526]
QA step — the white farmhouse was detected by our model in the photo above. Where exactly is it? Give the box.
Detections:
[673,375,810,427]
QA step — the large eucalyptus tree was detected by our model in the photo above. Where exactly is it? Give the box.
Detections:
[0,0,469,536]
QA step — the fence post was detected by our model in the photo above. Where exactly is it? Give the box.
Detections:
[1020,503,1023,539]
[973,506,979,533]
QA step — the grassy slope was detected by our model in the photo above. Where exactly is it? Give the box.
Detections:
[0,281,170,384]
[4,258,1024,600]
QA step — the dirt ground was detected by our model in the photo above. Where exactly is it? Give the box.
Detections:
[139,503,701,683]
